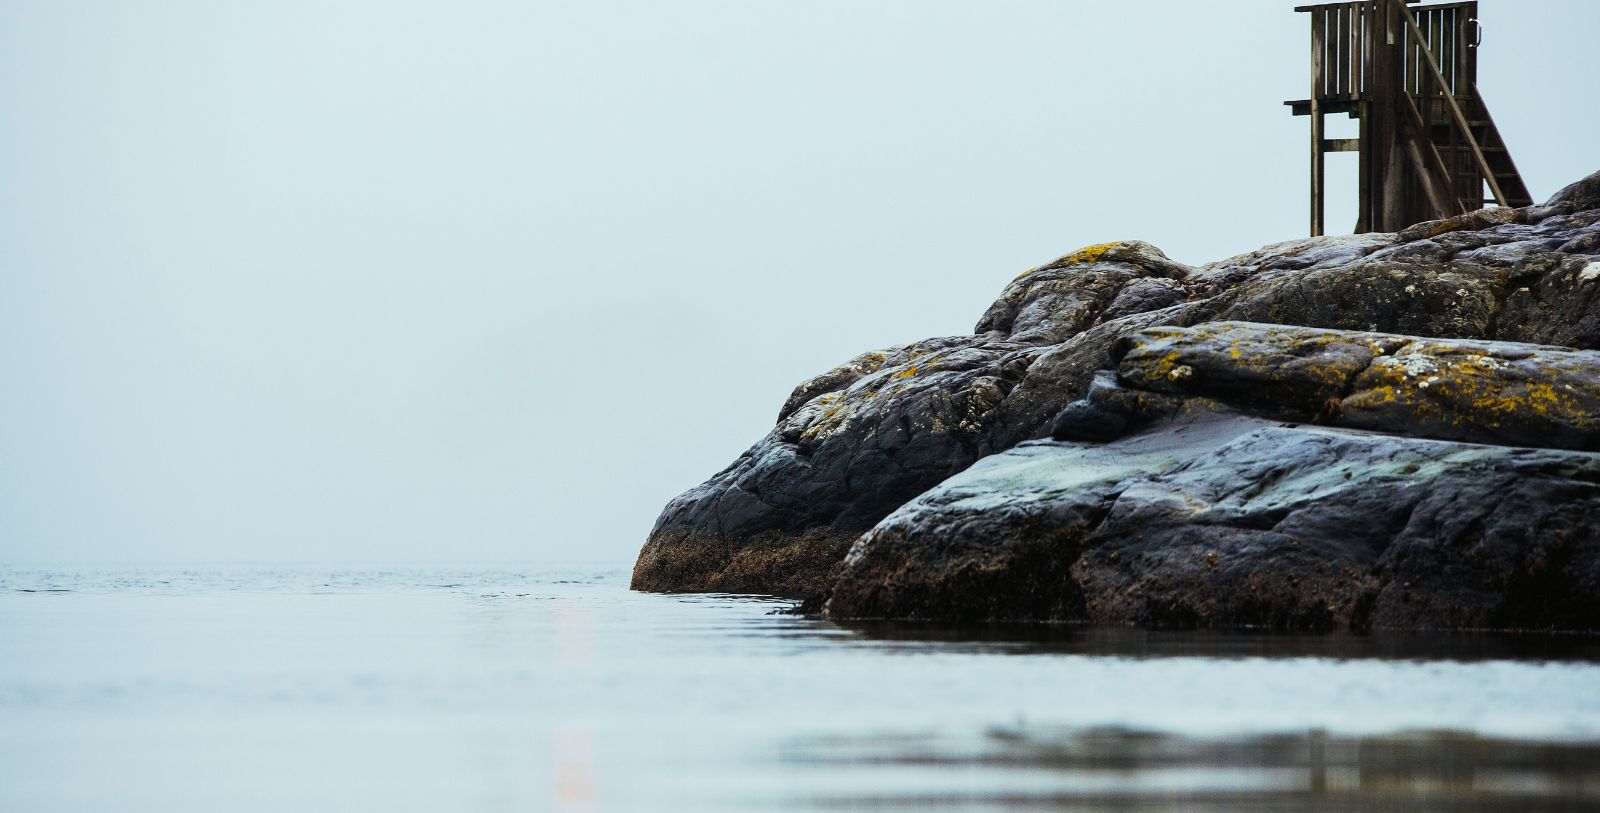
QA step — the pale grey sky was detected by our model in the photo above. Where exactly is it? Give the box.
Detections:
[1,1,1594,566]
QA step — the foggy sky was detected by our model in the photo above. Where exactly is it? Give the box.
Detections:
[2,1,1595,566]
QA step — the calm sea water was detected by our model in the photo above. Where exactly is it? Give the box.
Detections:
[2,567,1599,811]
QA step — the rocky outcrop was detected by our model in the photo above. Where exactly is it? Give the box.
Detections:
[634,170,1600,631]
[632,242,1187,596]
[825,326,1600,630]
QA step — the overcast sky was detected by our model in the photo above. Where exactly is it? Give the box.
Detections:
[2,1,1594,566]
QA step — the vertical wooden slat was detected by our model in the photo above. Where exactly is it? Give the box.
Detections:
[1312,9,1321,97]
[1444,7,1452,93]
[1447,7,1458,93]
[1455,6,1464,92]
[1356,2,1365,94]
[1367,1,1376,88]
[1456,5,1475,206]
[1401,7,1414,95]
[1329,7,1340,96]
[1362,1,1372,92]
[1321,8,1330,96]
[1418,8,1432,146]
[1406,8,1417,94]
[1446,26,1459,203]
[1348,2,1360,99]
[1420,8,1433,96]
[1424,8,1433,95]
[1420,9,1428,94]
[1439,13,1449,99]
[1408,6,1420,93]
[1332,5,1341,96]
[1402,5,1409,94]
[1358,2,1366,94]
[1439,8,1449,94]
[1433,12,1444,118]
[1324,7,1331,96]
[1420,9,1433,93]
[1454,9,1467,200]
[1326,8,1333,96]
[1421,9,1430,99]
[1462,1,1478,88]
[1347,3,1357,95]
[1335,6,1343,97]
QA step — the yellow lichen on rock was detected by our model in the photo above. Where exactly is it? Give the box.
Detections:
[1012,241,1127,281]
[1117,322,1600,451]
[1116,322,1393,410]
[1058,242,1124,266]
[1340,339,1600,447]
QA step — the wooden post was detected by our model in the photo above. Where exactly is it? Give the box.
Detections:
[1311,9,1326,237]
[1372,0,1418,231]
[1354,2,1371,233]
[1357,99,1371,233]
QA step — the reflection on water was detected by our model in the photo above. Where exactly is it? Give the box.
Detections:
[1,567,1598,811]
[782,727,1600,811]
[555,725,596,813]
[840,619,1600,662]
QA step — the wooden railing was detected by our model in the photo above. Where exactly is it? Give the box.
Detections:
[1303,1,1480,103]
[1393,2,1506,207]
[1402,2,1476,96]
[1307,2,1379,101]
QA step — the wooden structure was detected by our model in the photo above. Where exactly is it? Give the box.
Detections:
[1287,0,1532,235]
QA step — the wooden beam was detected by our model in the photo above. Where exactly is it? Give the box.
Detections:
[1285,98,1362,117]
[1399,92,1465,218]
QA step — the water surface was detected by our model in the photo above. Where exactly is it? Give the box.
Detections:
[2,567,1598,810]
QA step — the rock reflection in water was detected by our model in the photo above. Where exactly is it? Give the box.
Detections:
[837,619,1600,663]
[781,727,1600,811]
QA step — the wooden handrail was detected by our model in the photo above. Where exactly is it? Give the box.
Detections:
[1393,0,1508,206]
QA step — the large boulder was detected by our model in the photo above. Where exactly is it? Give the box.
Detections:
[825,414,1600,632]
[825,323,1600,631]
[634,170,1600,624]
[633,242,1194,596]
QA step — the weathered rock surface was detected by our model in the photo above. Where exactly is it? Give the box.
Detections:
[825,410,1600,632]
[1114,322,1600,450]
[633,242,1189,596]
[827,321,1600,630]
[635,169,1600,631]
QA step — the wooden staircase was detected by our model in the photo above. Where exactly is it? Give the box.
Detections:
[1446,87,1533,208]
[1289,1,1534,234]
